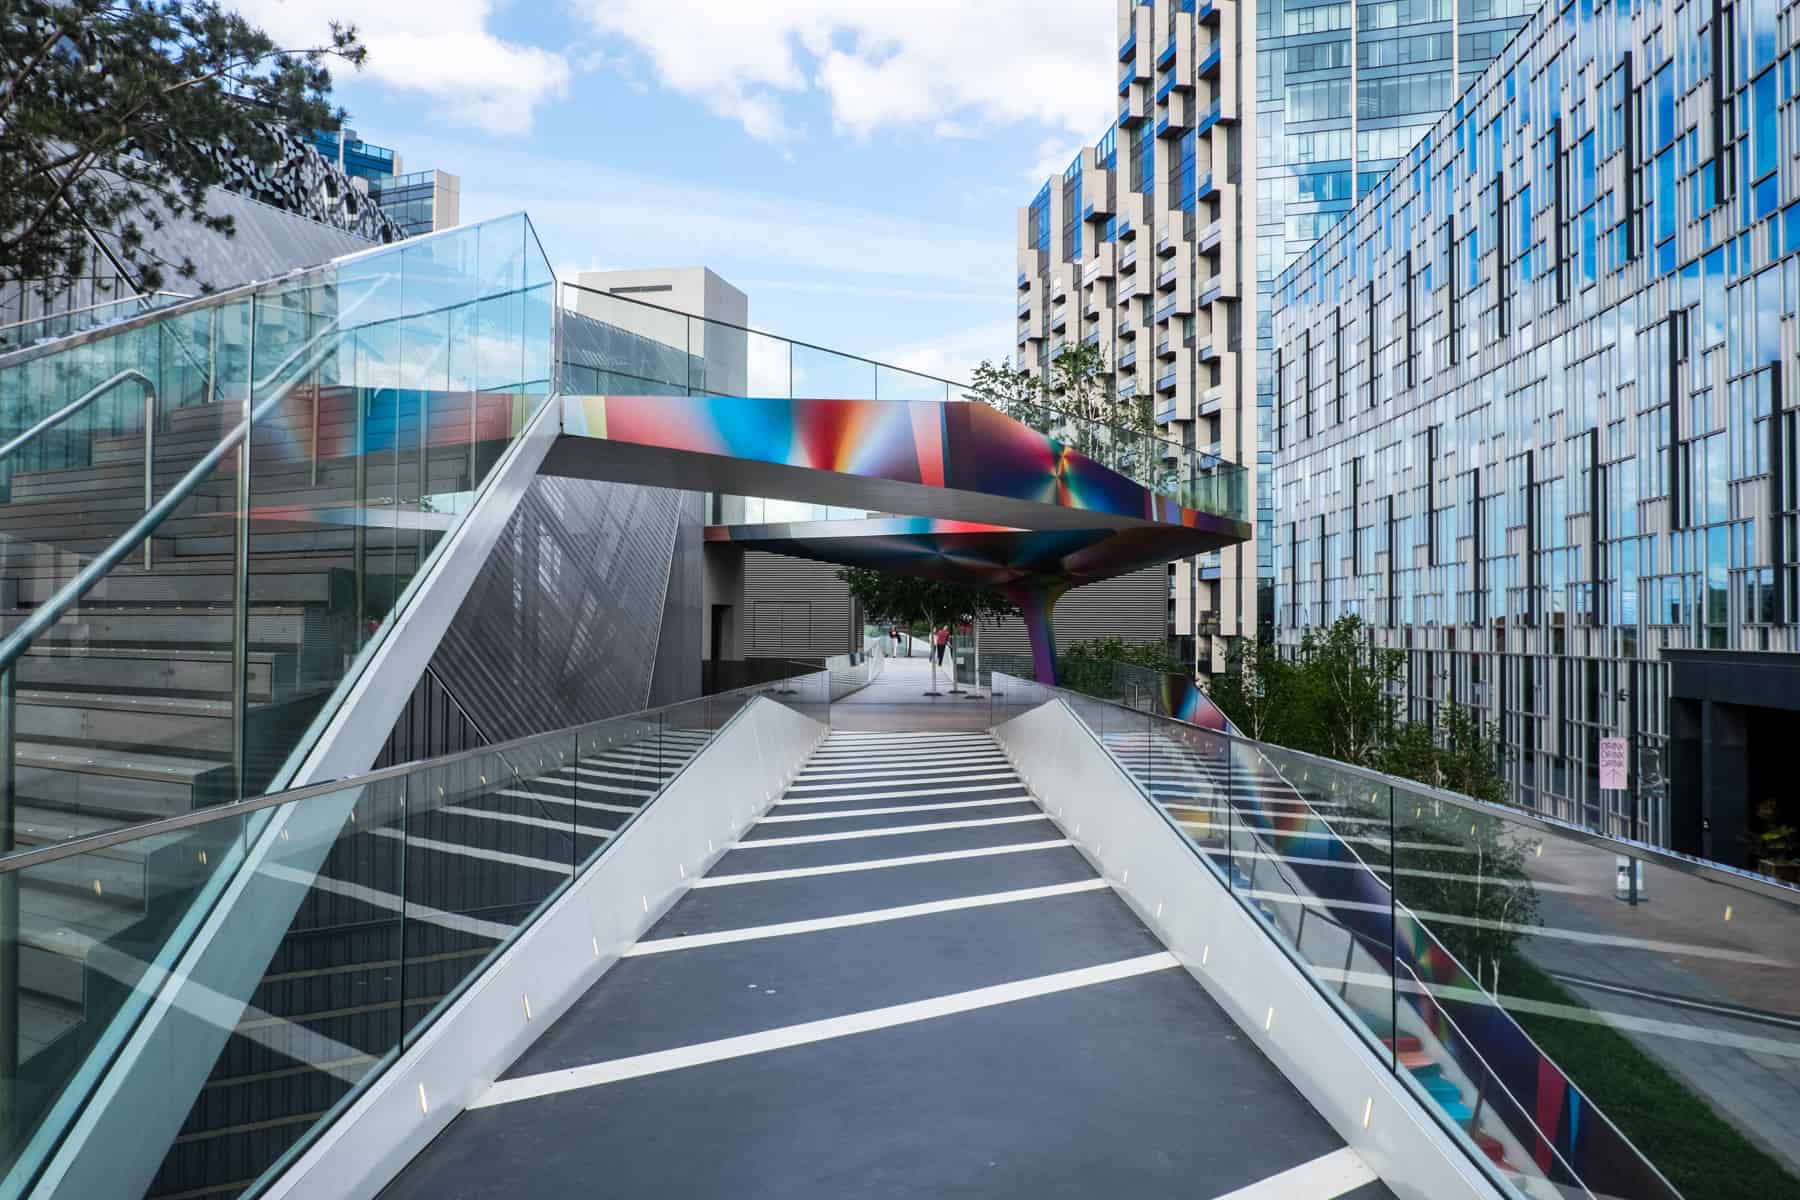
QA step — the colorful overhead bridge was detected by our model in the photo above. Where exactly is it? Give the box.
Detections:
[550,393,1251,680]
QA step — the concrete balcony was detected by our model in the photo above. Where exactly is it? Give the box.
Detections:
[1155,368,1179,394]
[1157,263,1180,292]
[1050,305,1068,333]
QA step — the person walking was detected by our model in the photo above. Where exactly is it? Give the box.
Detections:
[932,625,950,668]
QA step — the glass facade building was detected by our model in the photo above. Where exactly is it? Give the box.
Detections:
[1270,0,1800,859]
[310,129,462,237]
[1254,0,1534,638]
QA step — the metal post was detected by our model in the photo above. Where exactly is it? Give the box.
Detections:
[143,381,157,569]
[0,665,18,1149]
[232,300,255,802]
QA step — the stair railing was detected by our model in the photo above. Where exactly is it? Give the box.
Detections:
[0,368,158,566]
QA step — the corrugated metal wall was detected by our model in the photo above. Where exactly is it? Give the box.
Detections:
[415,474,696,744]
[741,552,858,659]
[649,491,705,705]
[978,565,1168,654]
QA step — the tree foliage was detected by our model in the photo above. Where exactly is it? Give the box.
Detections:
[835,568,1019,631]
[1059,636,1189,698]
[966,348,1158,472]
[1203,615,1509,800]
[1,0,366,295]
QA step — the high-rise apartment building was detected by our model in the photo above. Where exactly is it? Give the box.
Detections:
[1253,0,1535,639]
[1269,0,1800,868]
[1016,0,1254,674]
[311,128,462,236]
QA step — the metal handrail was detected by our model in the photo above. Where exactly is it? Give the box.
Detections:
[0,368,159,568]
[557,279,1246,487]
[0,369,155,464]
[0,290,189,342]
[1046,674,1800,907]
[0,669,830,872]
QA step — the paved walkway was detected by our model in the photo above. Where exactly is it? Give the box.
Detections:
[830,652,996,733]
[382,730,1392,1200]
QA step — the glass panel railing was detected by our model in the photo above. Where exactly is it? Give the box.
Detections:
[0,213,554,831]
[992,674,1797,1200]
[553,281,1250,527]
[0,671,829,1198]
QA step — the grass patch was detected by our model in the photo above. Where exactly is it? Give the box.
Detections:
[1501,954,1800,1200]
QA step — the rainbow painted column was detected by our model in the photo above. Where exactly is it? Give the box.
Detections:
[1004,583,1067,686]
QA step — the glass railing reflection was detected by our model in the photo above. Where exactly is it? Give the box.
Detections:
[993,673,1799,1200]
[0,672,830,1198]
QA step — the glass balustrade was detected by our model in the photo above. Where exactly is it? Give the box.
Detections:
[992,674,1800,1200]
[0,672,829,1197]
[555,281,1249,528]
[0,214,554,832]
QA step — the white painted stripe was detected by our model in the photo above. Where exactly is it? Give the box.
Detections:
[563,763,670,783]
[550,776,656,799]
[371,827,572,875]
[625,879,1108,956]
[498,788,639,817]
[1206,1148,1377,1200]
[737,813,1049,848]
[758,797,1035,823]
[285,869,516,941]
[786,770,1019,794]
[440,804,617,838]
[826,731,992,740]
[797,760,1009,781]
[775,783,1033,807]
[806,752,1008,770]
[471,952,1180,1106]
[693,839,1073,886]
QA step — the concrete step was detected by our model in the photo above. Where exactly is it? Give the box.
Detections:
[1,605,320,650]
[16,688,234,756]
[13,739,225,820]
[16,645,297,701]
[11,561,347,607]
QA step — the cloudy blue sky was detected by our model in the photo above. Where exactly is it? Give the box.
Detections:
[235,2,1119,382]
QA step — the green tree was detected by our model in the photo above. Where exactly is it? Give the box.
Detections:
[966,359,1051,433]
[1059,636,1188,698]
[836,568,1019,692]
[1,1,366,295]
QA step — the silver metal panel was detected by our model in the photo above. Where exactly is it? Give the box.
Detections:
[261,696,826,1200]
[741,552,856,659]
[648,491,705,705]
[992,699,1505,1200]
[420,473,688,741]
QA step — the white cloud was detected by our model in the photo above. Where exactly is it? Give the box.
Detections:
[879,318,1019,387]
[1025,137,1082,187]
[572,1,1118,144]
[409,136,1013,289]
[232,0,569,134]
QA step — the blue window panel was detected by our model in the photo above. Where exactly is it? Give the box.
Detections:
[1752,69,1779,180]
[1579,132,1597,208]
[1656,150,1678,241]
[1754,174,1780,222]
[1654,64,1676,150]
[1783,202,1800,253]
